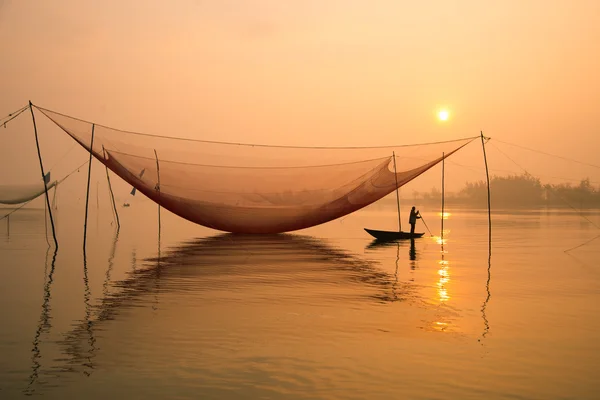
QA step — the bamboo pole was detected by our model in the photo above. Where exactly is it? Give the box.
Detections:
[29,101,58,249]
[102,146,120,230]
[480,131,492,247]
[392,152,401,232]
[154,149,161,239]
[441,152,445,239]
[83,124,95,252]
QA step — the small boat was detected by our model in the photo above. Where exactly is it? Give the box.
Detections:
[364,151,428,241]
[364,228,424,241]
[123,202,130,207]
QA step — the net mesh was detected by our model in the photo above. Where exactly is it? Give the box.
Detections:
[36,106,476,233]
[0,181,57,205]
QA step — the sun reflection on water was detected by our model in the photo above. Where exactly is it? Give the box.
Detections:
[437,259,450,303]
[438,212,452,219]
[432,227,452,332]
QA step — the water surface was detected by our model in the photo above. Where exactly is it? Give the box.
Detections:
[1,203,599,399]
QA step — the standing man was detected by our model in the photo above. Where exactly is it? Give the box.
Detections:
[409,206,421,235]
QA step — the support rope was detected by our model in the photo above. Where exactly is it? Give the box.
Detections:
[490,142,600,230]
[1,105,28,127]
[33,103,478,149]
[493,138,600,170]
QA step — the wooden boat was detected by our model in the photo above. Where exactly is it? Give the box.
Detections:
[364,228,424,241]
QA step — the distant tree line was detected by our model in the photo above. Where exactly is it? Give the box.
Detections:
[413,174,600,208]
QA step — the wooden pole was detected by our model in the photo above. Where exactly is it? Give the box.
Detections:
[392,152,402,232]
[478,132,493,341]
[154,149,161,241]
[480,131,492,247]
[83,124,95,253]
[441,152,445,239]
[29,101,58,249]
[103,147,120,230]
[51,185,58,209]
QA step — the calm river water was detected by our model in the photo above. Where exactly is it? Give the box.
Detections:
[1,201,599,399]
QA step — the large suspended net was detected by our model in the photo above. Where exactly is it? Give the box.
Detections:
[35,105,477,233]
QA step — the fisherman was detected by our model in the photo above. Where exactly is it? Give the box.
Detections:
[409,206,421,235]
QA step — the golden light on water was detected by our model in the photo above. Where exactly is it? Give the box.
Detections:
[438,212,452,219]
[437,260,450,303]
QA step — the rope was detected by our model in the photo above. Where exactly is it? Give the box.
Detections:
[107,149,392,169]
[490,142,600,230]
[444,159,600,185]
[1,105,28,127]
[493,138,600,170]
[33,104,478,150]
[47,142,79,172]
[564,233,600,253]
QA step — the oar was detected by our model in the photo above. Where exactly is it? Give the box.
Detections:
[419,214,433,236]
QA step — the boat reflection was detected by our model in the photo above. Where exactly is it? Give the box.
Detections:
[366,237,419,268]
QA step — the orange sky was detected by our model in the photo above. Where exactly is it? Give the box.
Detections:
[1,0,599,187]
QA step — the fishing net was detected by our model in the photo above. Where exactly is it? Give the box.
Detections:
[0,180,57,205]
[0,106,60,205]
[35,106,476,233]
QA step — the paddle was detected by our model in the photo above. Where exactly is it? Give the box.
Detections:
[418,213,433,236]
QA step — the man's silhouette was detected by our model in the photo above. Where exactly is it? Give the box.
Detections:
[409,206,421,235]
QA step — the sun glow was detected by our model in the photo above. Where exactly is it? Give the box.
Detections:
[438,109,450,121]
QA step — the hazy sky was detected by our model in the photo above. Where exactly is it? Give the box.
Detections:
[1,0,599,189]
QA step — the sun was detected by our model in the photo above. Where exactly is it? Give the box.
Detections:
[438,109,450,122]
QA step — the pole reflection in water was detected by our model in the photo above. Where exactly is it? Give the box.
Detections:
[59,231,120,380]
[480,224,492,343]
[81,250,97,376]
[24,247,57,396]
[102,231,120,304]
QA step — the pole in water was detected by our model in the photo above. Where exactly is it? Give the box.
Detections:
[419,214,433,237]
[29,101,58,249]
[154,149,161,243]
[480,131,492,248]
[83,124,95,253]
[441,152,445,239]
[392,151,402,232]
[102,147,120,230]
